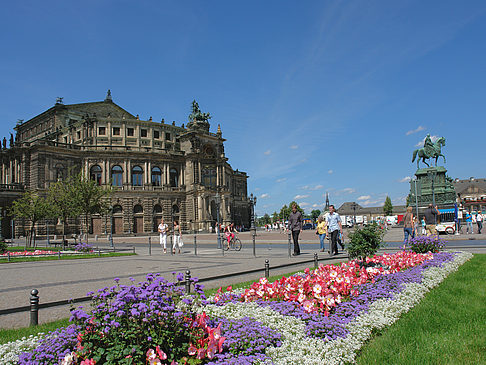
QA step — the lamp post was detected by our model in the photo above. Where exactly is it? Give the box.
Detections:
[249,193,257,257]
[427,170,437,224]
[350,202,358,227]
[215,189,223,255]
[109,205,114,247]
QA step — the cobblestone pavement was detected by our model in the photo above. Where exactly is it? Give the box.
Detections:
[1,227,485,329]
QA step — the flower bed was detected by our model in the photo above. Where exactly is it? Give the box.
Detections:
[1,250,57,257]
[12,250,471,364]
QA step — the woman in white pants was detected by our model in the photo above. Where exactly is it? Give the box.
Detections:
[158,218,168,253]
[172,220,182,254]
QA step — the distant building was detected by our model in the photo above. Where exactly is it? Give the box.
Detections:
[0,91,250,238]
[453,177,486,212]
[337,202,406,223]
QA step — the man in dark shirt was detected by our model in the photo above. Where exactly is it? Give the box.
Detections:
[288,203,302,256]
[424,204,440,236]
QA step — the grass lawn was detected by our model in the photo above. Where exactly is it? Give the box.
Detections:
[0,319,71,345]
[0,252,136,263]
[356,253,486,365]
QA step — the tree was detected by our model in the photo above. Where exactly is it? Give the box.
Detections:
[383,196,393,216]
[279,201,304,220]
[310,209,321,221]
[10,191,51,247]
[47,176,80,246]
[271,211,279,222]
[71,172,112,243]
[259,213,271,226]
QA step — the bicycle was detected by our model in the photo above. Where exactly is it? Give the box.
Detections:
[224,235,242,251]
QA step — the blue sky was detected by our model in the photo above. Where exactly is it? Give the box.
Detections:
[1,1,485,217]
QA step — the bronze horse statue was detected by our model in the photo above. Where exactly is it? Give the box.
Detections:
[412,137,446,168]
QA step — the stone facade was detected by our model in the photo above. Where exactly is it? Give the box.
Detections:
[0,92,250,238]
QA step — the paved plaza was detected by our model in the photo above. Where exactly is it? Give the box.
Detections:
[1,228,485,328]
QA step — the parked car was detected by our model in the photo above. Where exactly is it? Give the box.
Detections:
[302,223,314,230]
[436,222,455,235]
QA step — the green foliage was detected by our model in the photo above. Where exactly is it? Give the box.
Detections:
[383,196,393,216]
[311,209,321,221]
[0,241,7,253]
[347,222,385,260]
[279,201,304,220]
[259,213,271,226]
[70,172,112,242]
[10,191,51,246]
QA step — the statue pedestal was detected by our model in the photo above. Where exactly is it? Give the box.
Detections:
[409,166,456,208]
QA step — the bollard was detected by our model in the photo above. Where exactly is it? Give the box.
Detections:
[98,249,101,257]
[314,252,318,269]
[132,246,136,254]
[95,235,98,242]
[184,270,191,294]
[58,250,61,259]
[7,251,10,262]
[288,231,292,258]
[148,236,152,256]
[265,259,270,278]
[194,233,197,256]
[30,289,39,326]
[170,235,174,256]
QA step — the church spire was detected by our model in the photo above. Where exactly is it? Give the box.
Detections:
[325,192,330,211]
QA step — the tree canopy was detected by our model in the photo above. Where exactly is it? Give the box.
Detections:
[383,196,393,216]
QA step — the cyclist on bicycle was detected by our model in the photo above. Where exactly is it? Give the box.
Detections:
[224,223,236,249]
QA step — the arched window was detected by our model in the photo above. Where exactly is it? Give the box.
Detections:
[132,165,143,186]
[151,166,161,186]
[134,204,143,214]
[172,204,180,214]
[90,165,102,185]
[153,204,162,214]
[111,165,123,186]
[112,205,123,214]
[170,168,178,187]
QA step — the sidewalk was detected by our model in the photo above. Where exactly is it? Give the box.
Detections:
[2,228,485,329]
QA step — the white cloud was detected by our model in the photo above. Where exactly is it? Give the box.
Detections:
[399,176,411,183]
[290,145,299,149]
[276,177,287,183]
[328,170,333,174]
[415,135,439,147]
[341,188,356,194]
[301,184,324,191]
[299,202,310,207]
[260,193,269,198]
[264,150,271,155]
[357,195,371,201]
[254,187,261,191]
[312,203,324,208]
[294,194,309,200]
[406,125,425,136]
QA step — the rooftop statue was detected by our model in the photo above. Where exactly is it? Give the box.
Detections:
[412,134,446,168]
[188,100,211,123]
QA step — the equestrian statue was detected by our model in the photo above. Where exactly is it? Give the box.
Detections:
[412,134,446,168]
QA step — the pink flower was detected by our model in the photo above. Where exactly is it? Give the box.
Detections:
[156,345,167,360]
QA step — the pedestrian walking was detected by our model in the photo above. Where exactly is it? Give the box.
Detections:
[326,205,343,256]
[158,218,168,254]
[421,217,426,235]
[288,203,303,256]
[424,204,440,236]
[316,216,327,252]
[403,206,414,245]
[475,211,483,234]
[172,220,182,254]
[465,211,473,234]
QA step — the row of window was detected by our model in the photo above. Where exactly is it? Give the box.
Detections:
[90,165,179,187]
[98,127,172,140]
[110,204,179,214]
